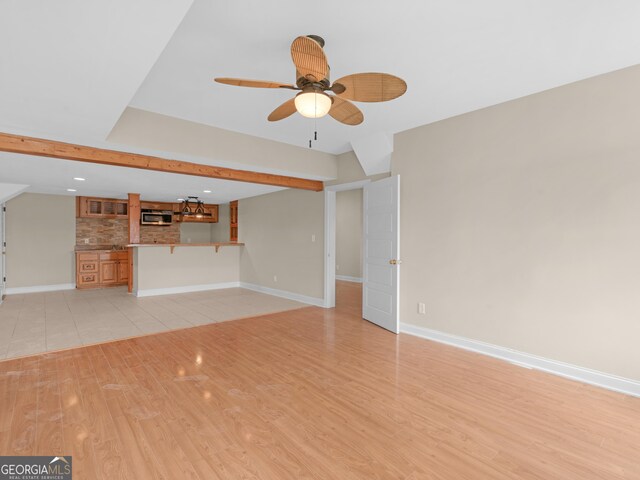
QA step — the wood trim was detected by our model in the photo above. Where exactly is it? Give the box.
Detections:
[128,194,140,244]
[127,193,140,294]
[0,132,324,191]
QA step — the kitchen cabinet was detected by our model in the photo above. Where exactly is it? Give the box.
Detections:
[117,259,129,283]
[76,250,129,289]
[140,201,175,211]
[100,261,117,284]
[230,200,238,241]
[77,197,128,218]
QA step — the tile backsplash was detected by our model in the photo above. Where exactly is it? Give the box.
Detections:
[141,223,180,244]
[76,218,128,245]
[76,217,180,245]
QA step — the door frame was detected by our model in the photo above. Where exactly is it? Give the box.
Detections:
[323,179,371,309]
[0,203,5,303]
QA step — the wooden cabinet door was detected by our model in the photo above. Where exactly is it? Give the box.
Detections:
[102,200,117,216]
[230,200,238,241]
[115,201,128,217]
[117,260,129,283]
[100,261,117,284]
[207,205,219,223]
[77,197,103,217]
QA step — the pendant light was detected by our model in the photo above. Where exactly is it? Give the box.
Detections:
[179,196,211,219]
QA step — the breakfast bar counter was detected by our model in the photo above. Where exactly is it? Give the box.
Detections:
[128,242,244,297]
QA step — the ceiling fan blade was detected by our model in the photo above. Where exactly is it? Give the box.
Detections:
[268,98,297,122]
[329,97,364,126]
[215,77,297,89]
[333,73,407,102]
[290,36,328,83]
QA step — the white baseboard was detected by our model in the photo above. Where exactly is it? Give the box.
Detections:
[5,283,75,295]
[134,281,240,297]
[336,275,363,283]
[240,282,325,307]
[401,323,640,398]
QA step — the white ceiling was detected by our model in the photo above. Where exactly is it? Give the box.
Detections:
[3,0,640,200]
[130,0,640,154]
[0,0,193,142]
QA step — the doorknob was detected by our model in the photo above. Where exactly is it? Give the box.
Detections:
[389,259,402,265]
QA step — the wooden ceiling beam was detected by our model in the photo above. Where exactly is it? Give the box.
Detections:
[0,132,324,192]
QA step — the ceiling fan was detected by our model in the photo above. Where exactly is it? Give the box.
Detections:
[214,35,407,126]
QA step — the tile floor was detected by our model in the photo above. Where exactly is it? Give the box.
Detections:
[0,287,306,360]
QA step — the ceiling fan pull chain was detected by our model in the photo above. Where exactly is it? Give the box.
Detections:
[314,114,318,141]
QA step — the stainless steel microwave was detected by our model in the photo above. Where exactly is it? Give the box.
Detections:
[141,209,173,225]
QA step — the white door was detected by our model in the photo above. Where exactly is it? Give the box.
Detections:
[362,175,400,333]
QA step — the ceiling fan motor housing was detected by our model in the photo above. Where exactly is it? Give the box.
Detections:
[306,34,325,47]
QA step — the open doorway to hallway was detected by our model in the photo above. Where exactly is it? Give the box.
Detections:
[335,187,363,284]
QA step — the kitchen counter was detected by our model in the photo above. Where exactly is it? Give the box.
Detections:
[75,244,128,251]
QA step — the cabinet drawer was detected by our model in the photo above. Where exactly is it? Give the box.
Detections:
[79,261,98,273]
[78,273,98,285]
[99,252,128,261]
[78,252,99,261]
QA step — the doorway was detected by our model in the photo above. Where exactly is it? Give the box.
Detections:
[324,176,401,333]
[335,188,363,308]
[323,180,370,309]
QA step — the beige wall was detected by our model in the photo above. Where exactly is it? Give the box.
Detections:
[336,189,362,279]
[109,108,337,180]
[134,245,240,293]
[239,189,324,300]
[178,206,231,243]
[180,223,212,243]
[5,193,76,288]
[211,203,230,242]
[393,64,640,381]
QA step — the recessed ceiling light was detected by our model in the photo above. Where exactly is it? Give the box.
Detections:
[73,177,85,181]
[203,190,212,193]
[67,188,77,192]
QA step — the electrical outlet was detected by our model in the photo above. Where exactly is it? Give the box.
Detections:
[418,302,426,314]
[311,234,316,242]
[273,275,278,283]
[336,264,340,270]
[84,239,89,244]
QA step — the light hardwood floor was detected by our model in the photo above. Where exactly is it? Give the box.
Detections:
[0,287,305,360]
[0,281,639,479]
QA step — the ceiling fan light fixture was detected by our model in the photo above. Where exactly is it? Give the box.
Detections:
[294,90,332,118]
